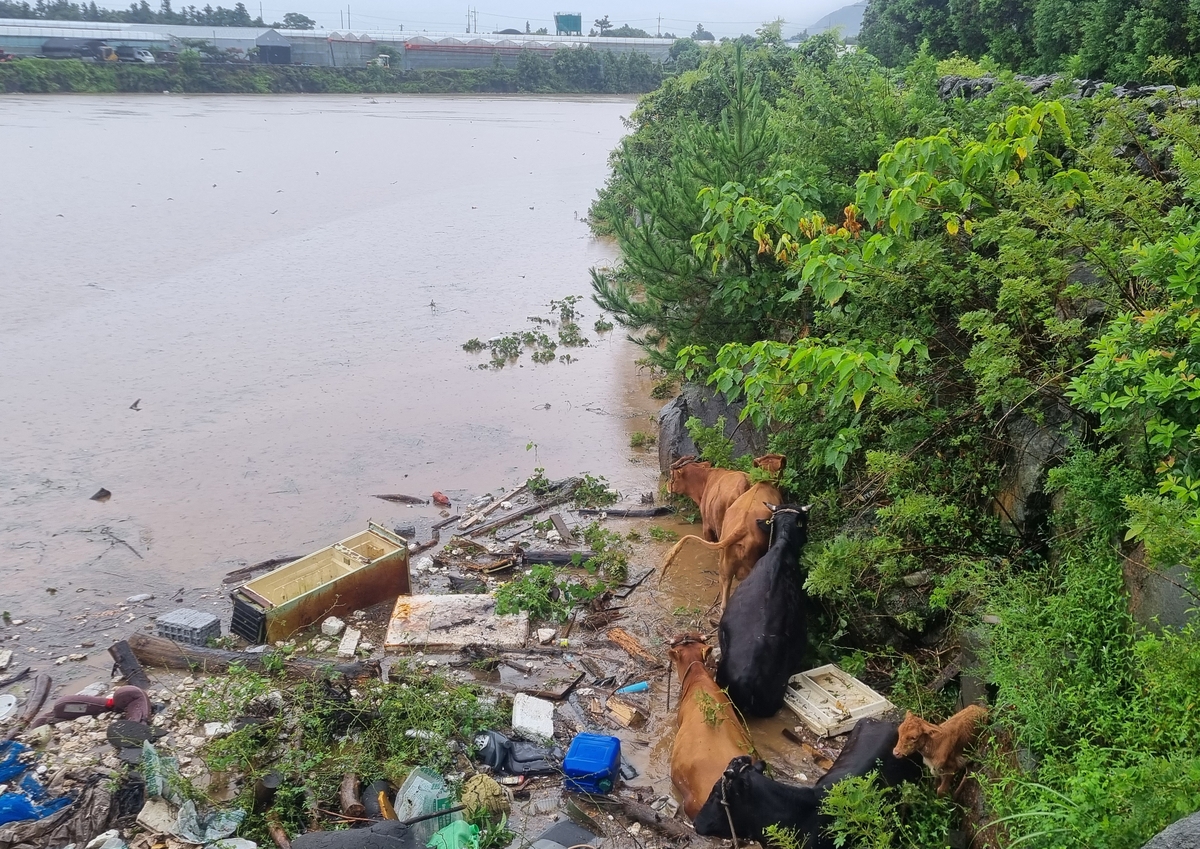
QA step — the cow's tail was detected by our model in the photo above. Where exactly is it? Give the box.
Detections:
[659,531,745,582]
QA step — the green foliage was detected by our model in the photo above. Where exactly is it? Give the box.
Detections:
[684,415,739,469]
[629,430,656,448]
[573,474,618,508]
[648,524,678,541]
[580,520,630,581]
[860,0,1200,83]
[820,772,956,848]
[494,564,607,622]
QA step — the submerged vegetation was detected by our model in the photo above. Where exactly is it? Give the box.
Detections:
[594,25,1200,848]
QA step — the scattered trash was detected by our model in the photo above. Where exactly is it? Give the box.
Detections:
[427,820,480,849]
[0,743,72,826]
[605,695,648,729]
[784,664,895,737]
[156,608,221,647]
[89,488,112,503]
[336,627,361,658]
[615,681,649,695]
[385,594,529,651]
[536,628,557,645]
[321,617,347,638]
[125,593,154,603]
[49,685,150,723]
[531,819,603,849]
[432,492,452,507]
[563,733,621,793]
[0,697,15,722]
[473,729,555,777]
[394,767,460,845]
[460,774,508,818]
[230,523,410,644]
[512,693,555,740]
[291,819,418,849]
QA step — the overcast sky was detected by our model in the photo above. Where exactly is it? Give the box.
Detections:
[250,2,853,38]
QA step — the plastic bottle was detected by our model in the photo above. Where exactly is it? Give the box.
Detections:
[615,681,649,694]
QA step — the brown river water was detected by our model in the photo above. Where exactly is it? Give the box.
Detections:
[0,94,671,660]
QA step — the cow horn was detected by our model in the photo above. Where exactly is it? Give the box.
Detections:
[801,504,812,512]
[669,455,696,470]
[763,502,778,512]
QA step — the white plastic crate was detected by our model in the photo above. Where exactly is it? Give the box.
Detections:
[783,664,894,737]
[156,608,221,646]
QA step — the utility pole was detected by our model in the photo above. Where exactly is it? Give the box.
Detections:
[339,9,342,28]
[347,4,350,28]
[657,14,661,37]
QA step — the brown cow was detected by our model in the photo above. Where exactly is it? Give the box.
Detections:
[668,634,753,820]
[661,480,785,611]
[668,453,787,542]
[667,456,750,542]
[893,704,988,796]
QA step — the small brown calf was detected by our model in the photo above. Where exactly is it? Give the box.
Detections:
[893,704,988,796]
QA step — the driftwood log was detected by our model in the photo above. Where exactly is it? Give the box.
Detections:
[4,673,51,743]
[521,549,596,566]
[339,773,365,818]
[266,813,292,849]
[108,639,153,690]
[125,634,380,681]
[577,506,674,518]
[606,627,663,667]
[615,797,694,840]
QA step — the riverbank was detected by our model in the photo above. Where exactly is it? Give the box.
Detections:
[0,58,662,94]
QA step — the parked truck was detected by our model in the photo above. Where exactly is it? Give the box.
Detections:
[39,38,154,63]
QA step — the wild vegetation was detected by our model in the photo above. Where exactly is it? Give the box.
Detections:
[593,24,1200,848]
[860,0,1200,84]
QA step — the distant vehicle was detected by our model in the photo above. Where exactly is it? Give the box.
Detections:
[116,46,156,63]
[368,53,389,67]
[40,38,119,62]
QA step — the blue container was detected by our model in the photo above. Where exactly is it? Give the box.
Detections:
[562,733,621,794]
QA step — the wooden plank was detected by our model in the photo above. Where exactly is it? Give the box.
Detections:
[605,627,662,667]
[108,639,153,690]
[577,507,673,517]
[550,514,573,543]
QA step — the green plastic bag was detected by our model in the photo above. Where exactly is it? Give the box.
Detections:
[425,820,479,849]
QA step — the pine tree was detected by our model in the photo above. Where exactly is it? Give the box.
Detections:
[591,46,786,366]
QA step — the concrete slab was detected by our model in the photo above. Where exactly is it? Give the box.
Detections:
[384,594,529,652]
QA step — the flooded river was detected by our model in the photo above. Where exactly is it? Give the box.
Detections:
[0,94,664,650]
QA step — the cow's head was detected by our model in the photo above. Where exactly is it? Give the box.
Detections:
[668,632,710,673]
[694,756,818,843]
[757,503,812,536]
[893,710,932,758]
[752,453,787,476]
[667,455,711,494]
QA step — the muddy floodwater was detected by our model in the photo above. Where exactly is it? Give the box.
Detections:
[0,94,666,656]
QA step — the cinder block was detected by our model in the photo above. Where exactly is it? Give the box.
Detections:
[156,608,221,646]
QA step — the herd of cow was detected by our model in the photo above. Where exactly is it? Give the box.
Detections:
[658,454,989,846]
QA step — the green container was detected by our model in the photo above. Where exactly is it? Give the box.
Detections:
[394,768,459,845]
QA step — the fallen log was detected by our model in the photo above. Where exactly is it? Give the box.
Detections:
[267,813,292,849]
[125,634,380,681]
[614,796,694,841]
[108,639,153,690]
[223,556,301,585]
[577,507,673,518]
[4,673,51,742]
[339,773,365,819]
[373,494,427,505]
[605,627,662,668]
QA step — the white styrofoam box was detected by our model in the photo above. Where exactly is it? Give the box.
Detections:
[784,664,894,737]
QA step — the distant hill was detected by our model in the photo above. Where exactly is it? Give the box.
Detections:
[807,1,867,37]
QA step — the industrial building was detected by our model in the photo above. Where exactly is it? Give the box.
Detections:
[0,18,674,69]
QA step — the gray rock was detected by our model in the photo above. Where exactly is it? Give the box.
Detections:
[657,383,768,473]
[1141,810,1200,849]
[995,392,1084,540]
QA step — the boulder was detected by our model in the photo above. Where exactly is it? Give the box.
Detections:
[1142,811,1200,849]
[657,383,768,473]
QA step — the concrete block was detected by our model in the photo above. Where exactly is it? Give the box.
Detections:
[337,628,361,659]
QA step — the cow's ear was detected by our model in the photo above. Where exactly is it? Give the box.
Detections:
[701,644,713,662]
[753,760,767,773]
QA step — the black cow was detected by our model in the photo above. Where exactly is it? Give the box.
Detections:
[693,719,923,848]
[716,503,811,717]
[692,756,818,846]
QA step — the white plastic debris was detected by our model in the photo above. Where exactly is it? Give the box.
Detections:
[512,693,555,740]
[204,722,234,739]
[536,628,556,645]
[337,628,361,659]
[320,616,346,637]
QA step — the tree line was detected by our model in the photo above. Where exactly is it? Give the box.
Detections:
[861,0,1200,84]
[0,0,315,29]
